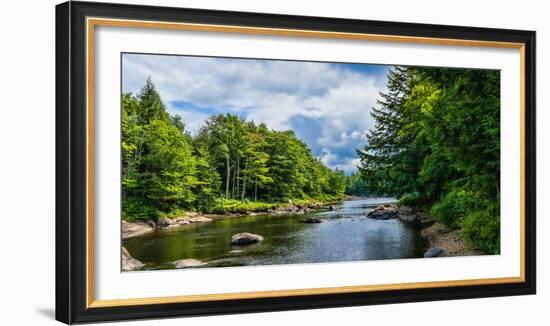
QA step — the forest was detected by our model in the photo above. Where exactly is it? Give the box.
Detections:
[122,78,352,220]
[358,66,500,254]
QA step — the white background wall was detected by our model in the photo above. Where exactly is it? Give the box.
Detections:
[0,0,546,325]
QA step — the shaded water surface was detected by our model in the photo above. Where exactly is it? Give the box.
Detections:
[123,198,427,269]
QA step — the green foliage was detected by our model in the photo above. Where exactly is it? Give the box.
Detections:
[359,66,501,253]
[429,188,495,228]
[398,192,428,208]
[344,172,368,196]
[122,79,198,219]
[122,77,346,220]
[461,208,500,254]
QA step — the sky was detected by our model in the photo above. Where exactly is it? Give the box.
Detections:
[122,53,391,174]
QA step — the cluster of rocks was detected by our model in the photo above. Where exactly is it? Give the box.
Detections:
[366,204,399,220]
[170,232,264,269]
[122,212,215,239]
[267,204,316,215]
[156,212,213,228]
[366,204,460,258]
[421,222,482,257]
[366,204,436,227]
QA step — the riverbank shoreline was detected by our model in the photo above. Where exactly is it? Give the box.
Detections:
[122,197,350,239]
[122,197,425,271]
[365,204,481,257]
[395,206,482,257]
[123,199,481,260]
[420,222,483,257]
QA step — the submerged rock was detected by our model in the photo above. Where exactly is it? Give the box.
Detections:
[424,247,447,258]
[300,217,322,224]
[173,259,206,269]
[230,232,264,245]
[122,247,144,271]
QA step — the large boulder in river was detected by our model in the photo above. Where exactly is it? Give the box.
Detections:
[424,247,447,258]
[230,232,264,245]
[173,259,206,269]
[122,247,144,271]
[366,205,399,220]
[300,217,322,224]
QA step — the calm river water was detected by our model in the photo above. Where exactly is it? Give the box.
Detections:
[123,198,427,270]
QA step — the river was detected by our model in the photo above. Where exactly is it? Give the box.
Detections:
[123,198,427,270]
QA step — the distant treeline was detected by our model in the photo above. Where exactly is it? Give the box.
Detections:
[122,78,347,219]
[358,66,500,254]
[345,172,369,196]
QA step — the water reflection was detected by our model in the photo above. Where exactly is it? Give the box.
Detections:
[123,198,427,270]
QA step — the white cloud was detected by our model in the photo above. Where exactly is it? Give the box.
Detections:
[122,54,389,174]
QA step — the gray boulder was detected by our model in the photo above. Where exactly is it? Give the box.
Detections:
[121,247,144,271]
[424,247,447,258]
[230,232,264,245]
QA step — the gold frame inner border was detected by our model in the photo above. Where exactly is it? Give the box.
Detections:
[85,17,526,309]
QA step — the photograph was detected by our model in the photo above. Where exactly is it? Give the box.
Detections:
[50,1,537,323]
[120,53,501,271]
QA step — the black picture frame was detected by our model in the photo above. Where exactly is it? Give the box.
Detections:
[56,1,536,324]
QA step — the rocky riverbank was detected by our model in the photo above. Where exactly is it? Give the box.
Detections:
[266,201,336,215]
[122,201,334,240]
[122,220,155,239]
[420,222,482,257]
[122,212,213,239]
[366,204,479,257]
[122,246,144,271]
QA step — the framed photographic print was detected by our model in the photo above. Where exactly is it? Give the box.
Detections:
[55,1,536,324]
